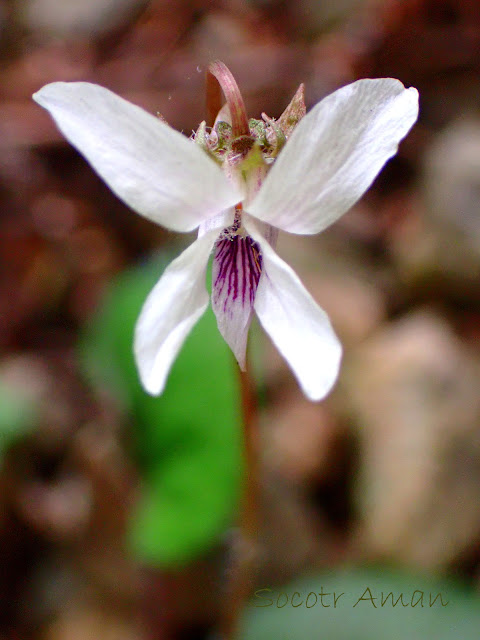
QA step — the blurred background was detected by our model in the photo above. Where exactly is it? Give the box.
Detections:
[2,0,480,638]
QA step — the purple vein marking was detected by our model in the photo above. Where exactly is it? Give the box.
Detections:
[213,234,262,315]
[211,230,263,366]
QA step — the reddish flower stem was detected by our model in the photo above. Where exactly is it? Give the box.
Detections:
[219,365,260,640]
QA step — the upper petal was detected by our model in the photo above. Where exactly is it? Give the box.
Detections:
[33,82,241,232]
[246,78,419,235]
[245,220,342,401]
[134,229,219,395]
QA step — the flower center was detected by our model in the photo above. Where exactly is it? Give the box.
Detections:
[218,204,243,240]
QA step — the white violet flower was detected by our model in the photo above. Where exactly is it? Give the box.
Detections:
[33,63,419,401]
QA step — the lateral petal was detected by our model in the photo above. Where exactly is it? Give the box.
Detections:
[33,82,241,232]
[245,220,342,401]
[134,230,219,395]
[247,78,419,235]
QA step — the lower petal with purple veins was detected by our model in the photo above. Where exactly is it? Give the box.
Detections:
[212,234,262,368]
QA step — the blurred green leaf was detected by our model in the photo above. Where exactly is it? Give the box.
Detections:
[80,250,243,566]
[0,382,36,466]
[239,567,480,640]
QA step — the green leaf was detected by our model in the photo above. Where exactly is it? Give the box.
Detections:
[0,382,36,466]
[80,250,243,566]
[239,567,480,640]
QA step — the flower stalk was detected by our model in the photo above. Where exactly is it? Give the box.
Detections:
[220,366,260,640]
[205,67,261,638]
